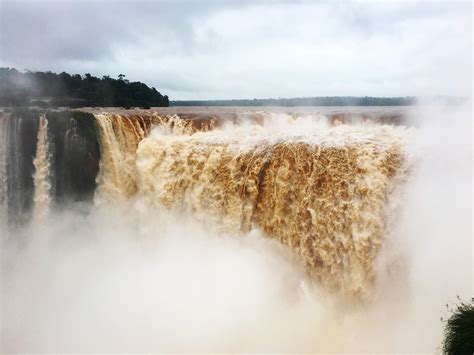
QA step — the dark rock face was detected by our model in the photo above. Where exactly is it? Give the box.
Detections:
[46,111,100,203]
[7,109,40,223]
[3,109,100,225]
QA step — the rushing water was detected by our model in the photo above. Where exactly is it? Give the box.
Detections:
[88,111,408,299]
[32,115,52,221]
[0,106,471,352]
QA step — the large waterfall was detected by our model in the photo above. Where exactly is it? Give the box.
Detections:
[1,106,471,353]
[135,117,407,298]
[0,108,409,299]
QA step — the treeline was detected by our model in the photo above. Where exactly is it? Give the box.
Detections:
[0,68,169,108]
[172,96,416,107]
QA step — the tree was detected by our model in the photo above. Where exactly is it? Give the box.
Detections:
[0,67,170,107]
[443,299,474,355]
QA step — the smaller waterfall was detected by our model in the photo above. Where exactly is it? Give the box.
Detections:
[33,115,52,221]
[93,113,204,204]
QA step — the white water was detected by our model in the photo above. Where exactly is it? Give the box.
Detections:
[32,115,52,222]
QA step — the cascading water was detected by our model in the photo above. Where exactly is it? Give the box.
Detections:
[5,106,471,353]
[1,110,100,227]
[32,115,52,221]
[134,115,408,298]
[94,113,153,203]
[88,111,409,299]
[1,109,409,298]
[94,112,215,203]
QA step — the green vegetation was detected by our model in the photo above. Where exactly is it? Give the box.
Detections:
[0,67,169,107]
[172,96,416,107]
[443,298,474,355]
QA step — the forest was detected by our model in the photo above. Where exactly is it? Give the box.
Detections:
[0,68,169,107]
[2,68,461,108]
[172,96,416,107]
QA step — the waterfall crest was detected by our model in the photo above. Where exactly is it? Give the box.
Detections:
[93,112,215,204]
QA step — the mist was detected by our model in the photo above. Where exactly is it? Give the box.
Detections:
[1,102,471,353]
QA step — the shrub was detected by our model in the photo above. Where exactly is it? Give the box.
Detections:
[443,299,474,354]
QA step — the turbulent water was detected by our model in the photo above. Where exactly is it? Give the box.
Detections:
[1,111,409,293]
[0,106,471,352]
[94,113,212,203]
[85,111,408,299]
[32,115,52,221]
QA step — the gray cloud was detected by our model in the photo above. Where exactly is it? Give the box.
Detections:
[0,0,471,99]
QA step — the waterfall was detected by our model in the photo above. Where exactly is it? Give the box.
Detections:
[33,115,52,221]
[134,115,409,299]
[93,112,213,204]
[94,113,151,204]
[3,109,408,299]
[88,111,410,299]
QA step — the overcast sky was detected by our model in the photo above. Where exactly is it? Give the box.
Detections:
[0,0,472,100]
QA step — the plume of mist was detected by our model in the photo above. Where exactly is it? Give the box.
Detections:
[0,102,472,352]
